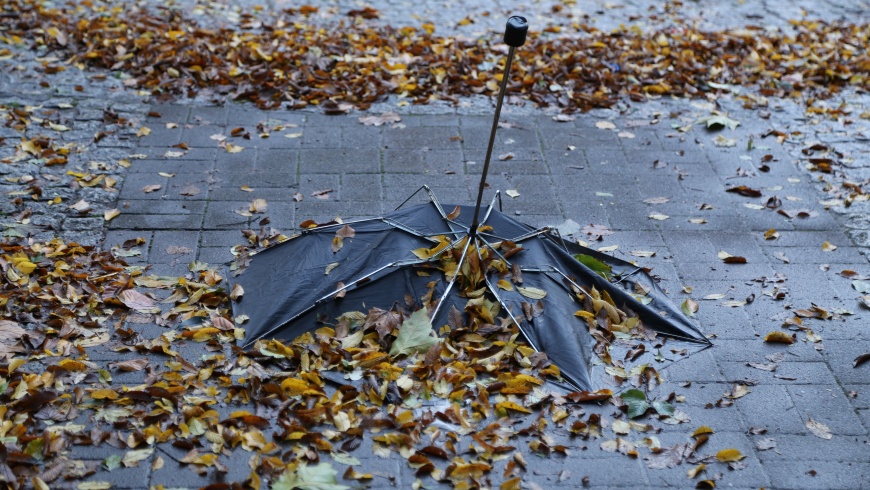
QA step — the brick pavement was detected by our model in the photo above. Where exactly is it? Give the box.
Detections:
[92,96,870,488]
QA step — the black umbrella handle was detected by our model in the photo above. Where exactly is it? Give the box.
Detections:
[469,16,528,238]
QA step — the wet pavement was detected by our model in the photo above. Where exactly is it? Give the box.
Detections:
[1,0,870,488]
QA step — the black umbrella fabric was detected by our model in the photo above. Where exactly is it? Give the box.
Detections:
[228,188,710,391]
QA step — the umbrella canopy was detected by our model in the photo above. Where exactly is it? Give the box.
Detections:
[228,188,710,391]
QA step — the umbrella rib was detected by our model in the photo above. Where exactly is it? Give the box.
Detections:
[475,235,512,268]
[509,226,553,244]
[480,191,501,227]
[301,216,442,243]
[425,187,465,239]
[476,246,540,353]
[430,235,472,320]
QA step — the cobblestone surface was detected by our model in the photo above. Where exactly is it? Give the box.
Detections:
[1,0,870,489]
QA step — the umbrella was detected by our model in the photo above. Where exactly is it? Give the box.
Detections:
[227,17,711,391]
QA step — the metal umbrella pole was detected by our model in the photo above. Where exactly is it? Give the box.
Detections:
[469,16,529,238]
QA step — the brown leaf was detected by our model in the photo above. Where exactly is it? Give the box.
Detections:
[0,320,26,354]
[726,185,762,198]
[764,331,795,344]
[312,189,334,200]
[109,358,149,372]
[179,185,201,196]
[854,353,870,368]
[119,289,160,313]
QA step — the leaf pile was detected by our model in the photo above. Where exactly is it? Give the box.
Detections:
[0,228,752,488]
[3,0,869,111]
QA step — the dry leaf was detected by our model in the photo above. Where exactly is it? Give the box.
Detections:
[764,331,795,344]
[806,418,832,439]
[104,209,120,221]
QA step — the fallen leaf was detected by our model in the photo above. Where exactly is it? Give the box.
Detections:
[644,197,670,204]
[359,112,401,126]
[142,184,162,193]
[104,209,120,221]
[726,185,762,198]
[821,241,837,252]
[853,353,870,368]
[717,251,747,264]
[716,448,745,462]
[119,290,160,313]
[713,135,736,147]
[806,418,832,439]
[249,198,268,213]
[389,307,439,357]
[764,331,795,344]
[681,298,699,317]
[506,189,520,198]
[595,121,616,130]
[517,286,547,299]
[312,189,334,200]
[179,185,201,196]
[498,152,515,161]
[756,438,777,451]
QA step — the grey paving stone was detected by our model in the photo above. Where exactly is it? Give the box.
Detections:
[763,461,870,489]
[149,230,200,263]
[108,213,203,230]
[735,384,806,434]
[787,385,867,436]
[299,148,380,174]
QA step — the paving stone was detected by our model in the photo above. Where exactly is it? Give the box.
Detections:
[735,384,806,434]
[108,213,203,230]
[299,148,380,174]
[763,461,870,489]
[787,385,868,436]
[149,230,200,263]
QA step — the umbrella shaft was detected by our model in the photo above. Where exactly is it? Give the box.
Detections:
[470,46,515,237]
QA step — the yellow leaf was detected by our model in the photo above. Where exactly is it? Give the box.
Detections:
[764,331,794,344]
[517,286,547,299]
[136,127,151,137]
[191,453,219,466]
[687,463,706,479]
[715,448,745,462]
[496,279,513,291]
[90,389,120,400]
[821,241,837,252]
[494,401,531,415]
[10,254,37,275]
[411,236,452,259]
[20,139,40,155]
[281,377,310,396]
[104,209,120,221]
[58,359,88,371]
[693,426,714,437]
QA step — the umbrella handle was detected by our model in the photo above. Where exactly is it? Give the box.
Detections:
[469,16,528,238]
